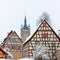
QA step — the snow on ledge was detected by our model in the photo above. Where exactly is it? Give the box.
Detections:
[18,58,34,60]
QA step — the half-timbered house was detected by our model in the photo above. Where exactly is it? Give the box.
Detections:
[22,20,60,60]
[3,31,22,59]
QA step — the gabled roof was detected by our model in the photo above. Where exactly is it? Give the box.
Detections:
[3,30,22,46]
[23,20,60,45]
[8,31,13,36]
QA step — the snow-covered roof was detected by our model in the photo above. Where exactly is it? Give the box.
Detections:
[23,20,42,45]
[23,19,60,45]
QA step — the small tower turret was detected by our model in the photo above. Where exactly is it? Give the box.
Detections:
[21,15,30,42]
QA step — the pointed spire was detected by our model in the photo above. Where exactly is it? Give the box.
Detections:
[24,15,27,26]
[23,14,29,30]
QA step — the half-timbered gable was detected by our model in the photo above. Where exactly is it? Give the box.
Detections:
[3,31,22,59]
[23,20,60,60]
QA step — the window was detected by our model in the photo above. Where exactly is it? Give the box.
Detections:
[39,32,42,34]
[51,35,53,37]
[44,27,46,30]
[10,38,19,43]
[48,31,51,34]
[29,47,32,49]
[50,38,53,41]
[35,41,40,46]
[18,46,21,50]
[37,35,39,37]
[12,46,17,50]
[7,46,10,49]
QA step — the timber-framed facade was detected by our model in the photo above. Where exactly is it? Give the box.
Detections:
[22,20,60,60]
[3,31,22,59]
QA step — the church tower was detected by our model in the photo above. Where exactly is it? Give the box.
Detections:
[21,15,30,42]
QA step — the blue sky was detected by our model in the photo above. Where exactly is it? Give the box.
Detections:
[0,0,60,42]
